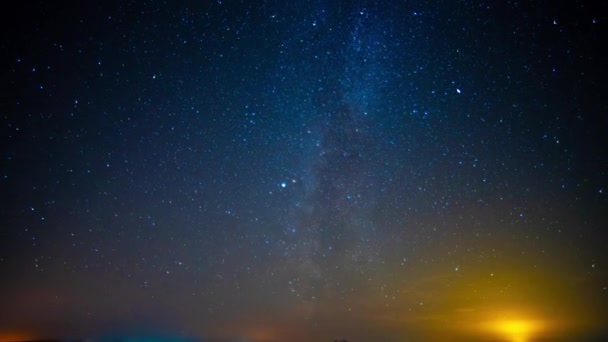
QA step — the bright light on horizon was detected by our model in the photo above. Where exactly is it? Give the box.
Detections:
[485,318,546,342]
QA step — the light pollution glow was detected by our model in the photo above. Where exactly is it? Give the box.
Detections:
[0,332,35,342]
[483,318,545,342]
[0,237,605,341]
[346,236,605,342]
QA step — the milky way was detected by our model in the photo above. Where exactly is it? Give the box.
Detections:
[1,1,607,341]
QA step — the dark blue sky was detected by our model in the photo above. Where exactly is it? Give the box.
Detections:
[1,1,607,341]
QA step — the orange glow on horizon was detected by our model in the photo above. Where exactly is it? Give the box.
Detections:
[0,331,36,342]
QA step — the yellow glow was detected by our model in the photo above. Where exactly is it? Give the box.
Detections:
[484,318,545,342]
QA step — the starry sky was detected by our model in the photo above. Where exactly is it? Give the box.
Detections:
[1,1,608,341]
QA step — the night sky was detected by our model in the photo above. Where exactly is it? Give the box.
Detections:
[1,1,608,341]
